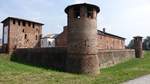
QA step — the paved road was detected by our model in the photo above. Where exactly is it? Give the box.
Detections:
[123,74,150,84]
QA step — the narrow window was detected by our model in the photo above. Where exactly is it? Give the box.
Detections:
[28,22,31,27]
[74,7,80,19]
[23,21,26,26]
[25,34,27,39]
[48,41,51,46]
[13,19,15,24]
[22,29,24,33]
[32,24,35,28]
[87,7,94,18]
[18,21,20,26]
[36,35,38,40]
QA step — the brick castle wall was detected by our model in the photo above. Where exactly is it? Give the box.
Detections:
[55,26,68,47]
[55,27,125,49]
[97,35,125,49]
[11,48,135,69]
[11,48,67,69]
[98,49,135,68]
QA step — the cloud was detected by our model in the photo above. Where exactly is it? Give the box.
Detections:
[74,0,90,3]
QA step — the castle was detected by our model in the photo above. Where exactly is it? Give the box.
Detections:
[0,3,143,75]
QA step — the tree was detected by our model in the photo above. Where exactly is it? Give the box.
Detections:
[127,39,134,49]
[143,36,150,50]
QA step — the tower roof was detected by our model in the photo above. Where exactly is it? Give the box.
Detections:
[65,3,100,14]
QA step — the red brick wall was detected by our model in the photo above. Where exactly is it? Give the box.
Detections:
[55,26,68,47]
[2,19,42,53]
[12,48,135,69]
[55,27,125,49]
[97,34,125,49]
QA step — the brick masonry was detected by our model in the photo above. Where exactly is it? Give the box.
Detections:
[11,48,135,70]
[134,36,143,58]
[98,49,135,68]
[55,26,68,47]
[55,27,125,49]
[1,17,43,53]
[11,48,67,69]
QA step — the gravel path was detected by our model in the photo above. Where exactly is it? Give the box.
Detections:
[123,74,150,84]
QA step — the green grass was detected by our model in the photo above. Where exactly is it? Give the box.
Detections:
[0,51,150,84]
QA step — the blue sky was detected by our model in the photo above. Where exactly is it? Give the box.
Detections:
[0,0,150,45]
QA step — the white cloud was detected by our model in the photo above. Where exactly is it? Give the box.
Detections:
[74,0,90,4]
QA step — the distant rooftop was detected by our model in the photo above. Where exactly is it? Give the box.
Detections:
[41,34,58,39]
[97,30,125,40]
[1,17,44,25]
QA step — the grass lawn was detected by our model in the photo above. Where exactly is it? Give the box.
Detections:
[0,51,150,84]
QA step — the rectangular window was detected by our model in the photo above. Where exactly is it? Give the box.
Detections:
[18,21,21,26]
[13,19,15,24]
[4,26,8,44]
[28,22,31,27]
[25,34,27,39]
[36,35,38,40]
[32,24,35,28]
[23,21,26,26]
[22,29,24,33]
[87,7,94,18]
[49,41,51,46]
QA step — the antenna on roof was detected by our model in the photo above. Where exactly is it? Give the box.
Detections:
[103,28,106,32]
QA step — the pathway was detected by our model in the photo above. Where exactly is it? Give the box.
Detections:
[123,74,150,84]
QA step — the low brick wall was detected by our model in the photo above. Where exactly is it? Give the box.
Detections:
[98,49,135,68]
[11,48,67,70]
[11,48,135,70]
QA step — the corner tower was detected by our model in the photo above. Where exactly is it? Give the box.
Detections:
[65,3,100,75]
[1,17,43,53]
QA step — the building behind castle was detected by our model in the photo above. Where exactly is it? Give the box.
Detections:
[55,26,125,49]
[41,34,58,48]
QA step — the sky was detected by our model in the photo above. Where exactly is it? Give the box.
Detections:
[0,0,150,45]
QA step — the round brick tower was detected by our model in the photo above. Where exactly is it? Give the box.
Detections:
[65,3,100,75]
[134,36,143,58]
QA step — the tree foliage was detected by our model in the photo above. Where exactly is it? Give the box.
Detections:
[143,36,150,50]
[127,39,134,49]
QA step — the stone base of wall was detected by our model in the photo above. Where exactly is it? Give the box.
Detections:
[98,49,135,68]
[11,48,135,70]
